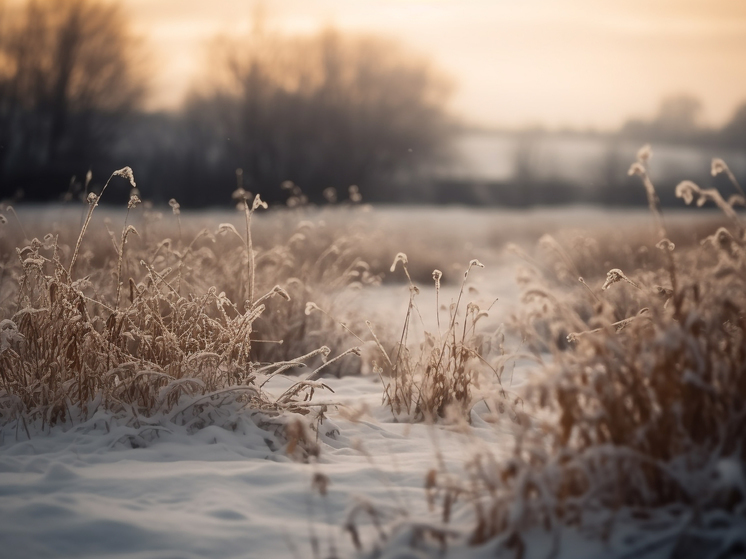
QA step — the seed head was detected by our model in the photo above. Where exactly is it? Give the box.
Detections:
[432,269,442,290]
[232,187,250,201]
[323,187,337,203]
[217,223,239,237]
[348,185,362,203]
[602,268,639,290]
[637,144,652,163]
[654,285,674,299]
[675,180,700,205]
[711,158,728,177]
[628,162,646,177]
[272,285,291,301]
[252,194,268,211]
[169,198,181,215]
[390,252,408,272]
[113,166,136,188]
[656,239,675,252]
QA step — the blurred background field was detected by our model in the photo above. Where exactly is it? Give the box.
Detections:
[1,0,746,209]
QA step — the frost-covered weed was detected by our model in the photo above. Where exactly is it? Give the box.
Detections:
[380,255,518,421]
[415,149,746,555]
[0,168,372,451]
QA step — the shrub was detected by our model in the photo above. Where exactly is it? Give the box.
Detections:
[417,149,746,554]
[380,254,522,422]
[0,168,364,451]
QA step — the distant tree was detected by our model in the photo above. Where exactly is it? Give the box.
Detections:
[722,102,746,147]
[0,0,146,198]
[620,94,704,142]
[653,95,702,136]
[185,26,453,203]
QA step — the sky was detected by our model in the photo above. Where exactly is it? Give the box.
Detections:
[119,0,746,130]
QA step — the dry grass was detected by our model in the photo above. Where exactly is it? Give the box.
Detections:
[0,170,372,450]
[380,254,521,422]
[415,149,746,554]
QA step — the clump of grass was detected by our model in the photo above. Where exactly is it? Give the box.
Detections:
[0,168,362,452]
[247,219,382,376]
[379,253,517,421]
[408,149,746,554]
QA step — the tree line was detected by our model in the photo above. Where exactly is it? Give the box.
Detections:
[1,0,745,207]
[0,0,453,206]
[620,94,746,147]
[0,0,145,201]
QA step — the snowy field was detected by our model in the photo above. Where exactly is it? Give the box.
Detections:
[0,374,516,559]
[0,204,740,558]
[7,372,739,559]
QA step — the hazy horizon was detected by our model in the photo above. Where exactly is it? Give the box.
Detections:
[114,0,746,131]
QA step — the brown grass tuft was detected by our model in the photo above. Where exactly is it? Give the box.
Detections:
[0,169,368,450]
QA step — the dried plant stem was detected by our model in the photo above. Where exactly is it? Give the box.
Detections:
[578,277,601,304]
[175,229,210,298]
[641,172,666,239]
[433,270,442,340]
[6,206,27,241]
[69,173,115,277]
[676,180,743,238]
[276,346,361,404]
[365,321,394,369]
[312,304,366,345]
[714,158,746,199]
[114,208,132,309]
[433,260,482,376]
[244,203,255,306]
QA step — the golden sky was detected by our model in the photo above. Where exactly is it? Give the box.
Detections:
[120,0,746,130]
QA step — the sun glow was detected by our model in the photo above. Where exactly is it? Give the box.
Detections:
[46,0,746,128]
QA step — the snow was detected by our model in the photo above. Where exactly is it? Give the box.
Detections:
[6,375,741,559]
[1,206,741,558]
[6,355,736,559]
[0,374,515,559]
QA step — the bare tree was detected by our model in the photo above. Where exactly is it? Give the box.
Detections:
[620,94,705,143]
[722,102,746,147]
[186,25,453,202]
[0,0,146,196]
[653,95,702,137]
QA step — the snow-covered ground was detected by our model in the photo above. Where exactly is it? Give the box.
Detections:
[0,372,522,559]
[5,370,739,559]
[0,255,523,558]
[1,206,738,558]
